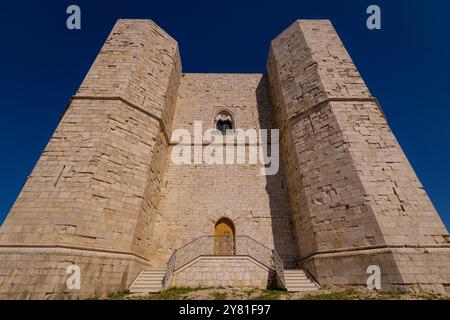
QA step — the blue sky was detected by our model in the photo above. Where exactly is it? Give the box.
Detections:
[0,0,449,229]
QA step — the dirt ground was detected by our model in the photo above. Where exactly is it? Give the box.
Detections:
[105,287,450,300]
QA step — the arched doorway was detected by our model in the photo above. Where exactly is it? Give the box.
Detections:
[214,218,235,255]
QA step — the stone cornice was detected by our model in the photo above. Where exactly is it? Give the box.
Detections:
[0,244,151,263]
[298,243,450,263]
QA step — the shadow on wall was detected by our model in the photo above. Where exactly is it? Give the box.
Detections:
[255,74,300,269]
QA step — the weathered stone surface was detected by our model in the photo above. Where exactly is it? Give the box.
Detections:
[0,18,449,299]
[172,256,272,289]
[268,19,450,293]
[0,247,148,300]
[149,73,299,269]
[0,19,180,298]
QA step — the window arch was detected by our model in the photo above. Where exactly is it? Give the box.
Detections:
[214,110,234,134]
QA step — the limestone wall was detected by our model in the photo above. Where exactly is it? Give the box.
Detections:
[1,18,449,298]
[268,19,450,292]
[268,20,384,258]
[149,74,299,268]
[0,19,180,298]
[0,247,148,300]
[0,99,165,252]
[332,100,447,246]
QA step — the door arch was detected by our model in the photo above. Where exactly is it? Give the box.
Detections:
[214,218,235,255]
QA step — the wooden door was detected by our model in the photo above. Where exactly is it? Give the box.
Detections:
[214,219,235,255]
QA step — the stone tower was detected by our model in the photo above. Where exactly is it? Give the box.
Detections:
[0,19,449,299]
[267,20,450,293]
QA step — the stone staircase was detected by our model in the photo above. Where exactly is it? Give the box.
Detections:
[284,270,319,292]
[129,270,166,294]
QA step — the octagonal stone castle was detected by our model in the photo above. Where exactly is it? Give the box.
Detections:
[0,19,449,299]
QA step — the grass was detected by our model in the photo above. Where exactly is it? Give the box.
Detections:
[303,288,360,300]
[213,292,228,300]
[415,293,448,301]
[303,288,448,300]
[253,289,287,300]
[143,287,211,300]
[373,291,404,300]
[246,289,257,298]
[103,286,450,301]
[107,290,130,300]
[303,288,405,300]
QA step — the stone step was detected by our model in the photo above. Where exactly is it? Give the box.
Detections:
[141,271,166,275]
[132,280,163,284]
[285,279,314,284]
[131,269,319,294]
[285,278,309,282]
[130,288,162,293]
[132,286,162,291]
[287,287,319,292]
[286,283,314,288]
[286,282,317,288]
[284,270,308,274]
[132,288,161,291]
[132,284,162,288]
[285,273,307,276]
[286,282,318,287]
[286,287,318,291]
[130,270,166,294]
[138,275,165,278]
[284,274,308,279]
[285,274,308,278]
[284,269,319,292]
[132,280,162,284]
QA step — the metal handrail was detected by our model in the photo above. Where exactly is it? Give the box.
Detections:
[161,236,286,289]
[303,269,321,288]
[162,250,176,290]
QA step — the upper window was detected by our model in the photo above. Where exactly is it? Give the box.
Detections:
[217,120,233,134]
[215,110,234,135]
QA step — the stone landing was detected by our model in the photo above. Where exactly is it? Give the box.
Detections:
[171,256,273,289]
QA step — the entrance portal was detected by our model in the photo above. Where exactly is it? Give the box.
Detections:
[214,218,235,255]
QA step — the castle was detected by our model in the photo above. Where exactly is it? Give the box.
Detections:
[0,19,449,299]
